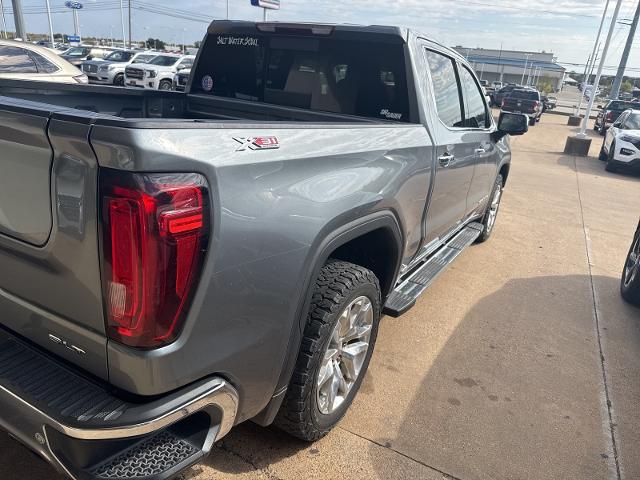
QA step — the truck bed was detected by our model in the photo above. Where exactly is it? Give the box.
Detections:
[0,79,388,125]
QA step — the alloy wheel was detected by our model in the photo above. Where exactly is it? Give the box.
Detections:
[316,296,373,415]
[486,184,503,234]
[624,235,640,287]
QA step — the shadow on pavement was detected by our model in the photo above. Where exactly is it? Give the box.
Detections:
[2,276,639,480]
[367,274,639,480]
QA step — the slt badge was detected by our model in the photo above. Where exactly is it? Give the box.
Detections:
[233,136,280,151]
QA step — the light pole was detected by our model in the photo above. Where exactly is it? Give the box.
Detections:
[610,2,640,99]
[182,27,186,53]
[128,0,132,49]
[10,0,27,40]
[226,0,229,19]
[110,24,114,46]
[120,0,126,48]
[576,0,610,117]
[45,0,55,46]
[0,0,8,39]
[521,54,531,85]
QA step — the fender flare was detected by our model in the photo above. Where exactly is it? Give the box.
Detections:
[251,211,404,426]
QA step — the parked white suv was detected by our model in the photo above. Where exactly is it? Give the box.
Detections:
[125,54,194,90]
[599,108,640,173]
[82,50,157,86]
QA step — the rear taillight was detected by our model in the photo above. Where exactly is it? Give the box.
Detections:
[606,111,614,121]
[533,101,540,109]
[100,170,209,348]
[501,99,506,108]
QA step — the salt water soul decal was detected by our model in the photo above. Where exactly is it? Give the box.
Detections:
[201,75,213,92]
[217,35,259,47]
[233,136,280,151]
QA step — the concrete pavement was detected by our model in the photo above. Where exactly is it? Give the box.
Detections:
[1,115,639,480]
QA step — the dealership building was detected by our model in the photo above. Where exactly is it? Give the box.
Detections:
[453,47,567,91]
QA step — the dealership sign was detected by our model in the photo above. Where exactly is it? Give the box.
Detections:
[64,1,83,9]
[251,0,280,9]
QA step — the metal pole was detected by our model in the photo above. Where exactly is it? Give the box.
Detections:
[577,0,610,115]
[521,54,529,85]
[263,8,267,21]
[10,0,27,40]
[611,1,640,99]
[73,9,79,36]
[580,0,623,137]
[120,0,126,48]
[479,62,484,80]
[0,0,7,39]
[128,0,132,49]
[45,0,54,46]
[226,0,229,19]
[498,42,503,83]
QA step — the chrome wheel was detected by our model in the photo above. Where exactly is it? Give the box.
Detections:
[316,296,373,415]
[624,235,640,287]
[486,183,503,234]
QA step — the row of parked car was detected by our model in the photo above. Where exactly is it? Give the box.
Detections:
[0,39,193,91]
[81,50,193,90]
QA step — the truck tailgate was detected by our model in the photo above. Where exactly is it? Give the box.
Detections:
[0,100,107,379]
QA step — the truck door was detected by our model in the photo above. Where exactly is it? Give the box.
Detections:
[458,63,499,217]
[421,48,476,244]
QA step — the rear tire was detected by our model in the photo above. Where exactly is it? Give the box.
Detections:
[476,174,503,244]
[113,73,124,87]
[621,230,640,305]
[528,116,536,127]
[274,261,381,441]
[598,145,608,161]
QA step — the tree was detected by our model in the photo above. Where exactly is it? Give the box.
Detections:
[193,40,201,49]
[145,38,165,50]
[536,76,555,94]
[621,80,633,94]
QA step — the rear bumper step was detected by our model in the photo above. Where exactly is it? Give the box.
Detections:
[0,329,238,479]
[384,222,483,316]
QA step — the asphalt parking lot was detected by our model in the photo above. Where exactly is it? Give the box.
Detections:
[1,113,639,480]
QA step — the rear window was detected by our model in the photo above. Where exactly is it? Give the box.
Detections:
[150,55,180,66]
[508,90,539,100]
[192,33,412,122]
[608,101,634,111]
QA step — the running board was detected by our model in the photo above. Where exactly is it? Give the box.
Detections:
[383,222,483,317]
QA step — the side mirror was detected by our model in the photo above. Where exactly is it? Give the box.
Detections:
[598,105,603,109]
[494,112,528,141]
[86,55,93,60]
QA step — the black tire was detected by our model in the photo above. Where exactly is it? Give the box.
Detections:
[274,261,381,441]
[528,116,536,127]
[158,79,172,91]
[475,174,504,243]
[599,126,606,136]
[113,73,124,87]
[621,229,640,305]
[598,144,608,161]
[605,142,618,172]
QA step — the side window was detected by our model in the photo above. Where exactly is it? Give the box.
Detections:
[0,46,38,73]
[30,52,59,73]
[425,49,463,128]
[459,65,489,128]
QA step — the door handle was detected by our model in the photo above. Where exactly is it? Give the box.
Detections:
[439,153,455,167]
[474,148,486,155]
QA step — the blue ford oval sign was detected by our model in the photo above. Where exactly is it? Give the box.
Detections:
[65,1,83,9]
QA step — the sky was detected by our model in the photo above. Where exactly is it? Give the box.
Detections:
[2,0,640,75]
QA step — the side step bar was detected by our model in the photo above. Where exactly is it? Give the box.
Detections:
[384,222,483,317]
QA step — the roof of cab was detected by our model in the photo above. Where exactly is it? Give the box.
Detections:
[207,20,409,42]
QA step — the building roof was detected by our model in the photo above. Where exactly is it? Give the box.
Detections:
[466,54,565,73]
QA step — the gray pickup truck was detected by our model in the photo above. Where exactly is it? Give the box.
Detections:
[0,21,527,480]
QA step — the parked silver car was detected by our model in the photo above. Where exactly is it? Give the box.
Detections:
[81,50,157,86]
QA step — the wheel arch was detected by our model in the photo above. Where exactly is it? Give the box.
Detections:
[251,211,404,426]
